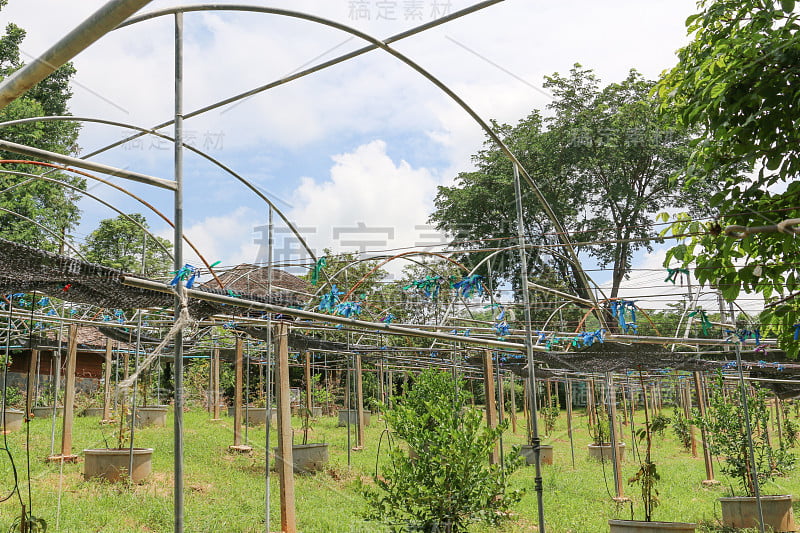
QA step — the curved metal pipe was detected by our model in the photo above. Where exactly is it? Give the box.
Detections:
[0,116,322,285]
[114,4,594,308]
[0,168,174,262]
[0,206,87,260]
[0,158,220,286]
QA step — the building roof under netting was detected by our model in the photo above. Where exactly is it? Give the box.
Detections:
[12,326,135,352]
[0,237,303,317]
[203,264,311,302]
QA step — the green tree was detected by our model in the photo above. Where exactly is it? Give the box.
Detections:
[656,0,800,357]
[431,65,697,301]
[81,213,172,276]
[0,3,84,251]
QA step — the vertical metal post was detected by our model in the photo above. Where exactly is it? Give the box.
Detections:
[233,338,244,447]
[264,207,274,532]
[355,353,365,450]
[26,350,39,419]
[483,350,499,465]
[49,321,64,456]
[102,339,113,421]
[305,351,313,416]
[212,347,220,419]
[565,376,575,469]
[512,163,545,532]
[172,12,185,533]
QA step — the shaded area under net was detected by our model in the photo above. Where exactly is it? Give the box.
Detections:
[0,237,302,318]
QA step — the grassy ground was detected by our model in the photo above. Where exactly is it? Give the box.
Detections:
[0,406,798,532]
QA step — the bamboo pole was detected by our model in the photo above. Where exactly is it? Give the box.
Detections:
[693,372,718,485]
[606,373,626,501]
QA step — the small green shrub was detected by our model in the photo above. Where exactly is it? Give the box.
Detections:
[671,408,692,451]
[361,368,522,532]
[696,373,795,496]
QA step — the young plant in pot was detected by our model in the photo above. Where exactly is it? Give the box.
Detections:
[520,394,556,466]
[609,373,696,532]
[587,405,625,461]
[697,372,797,532]
[283,407,328,474]
[83,398,154,483]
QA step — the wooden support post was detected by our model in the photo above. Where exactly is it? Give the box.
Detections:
[102,339,113,422]
[617,385,625,442]
[587,379,596,426]
[123,350,129,381]
[304,351,313,416]
[230,338,247,451]
[482,350,499,464]
[212,348,220,420]
[693,372,718,485]
[51,325,78,461]
[275,321,296,533]
[26,349,39,419]
[355,353,365,450]
[545,379,552,409]
[620,383,629,426]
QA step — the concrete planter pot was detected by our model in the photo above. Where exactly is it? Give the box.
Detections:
[1,409,24,432]
[608,520,696,532]
[32,406,63,418]
[227,407,277,426]
[520,444,553,465]
[588,442,625,462]
[83,448,153,483]
[129,406,168,428]
[337,409,370,427]
[81,407,105,417]
[272,443,329,474]
[311,407,323,418]
[719,495,796,532]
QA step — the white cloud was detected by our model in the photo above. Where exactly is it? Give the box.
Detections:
[286,140,445,273]
[157,206,261,271]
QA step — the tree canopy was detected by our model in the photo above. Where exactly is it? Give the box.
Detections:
[0,6,83,251]
[81,214,172,277]
[430,65,698,301]
[657,0,800,357]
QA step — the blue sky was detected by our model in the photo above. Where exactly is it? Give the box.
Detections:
[2,0,737,310]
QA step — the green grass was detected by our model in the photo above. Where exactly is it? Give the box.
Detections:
[0,407,798,532]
